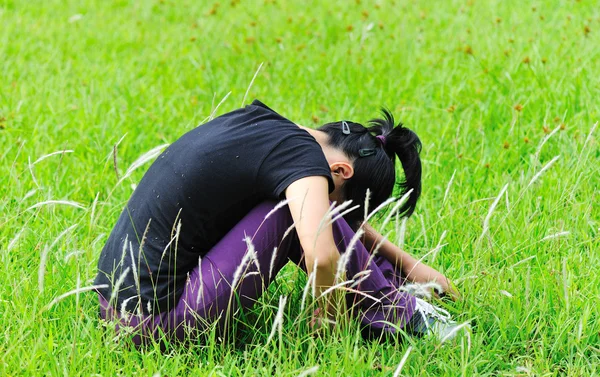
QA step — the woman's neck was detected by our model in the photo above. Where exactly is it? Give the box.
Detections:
[297,125,328,147]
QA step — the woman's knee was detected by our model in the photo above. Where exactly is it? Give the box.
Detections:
[246,200,295,234]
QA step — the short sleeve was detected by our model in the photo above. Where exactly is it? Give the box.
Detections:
[257,132,335,198]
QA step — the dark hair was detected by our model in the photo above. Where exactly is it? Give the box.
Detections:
[318,109,422,227]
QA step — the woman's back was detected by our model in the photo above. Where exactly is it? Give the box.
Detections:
[94,100,333,314]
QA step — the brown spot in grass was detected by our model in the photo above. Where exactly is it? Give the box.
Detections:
[245,36,255,44]
[250,21,257,27]
[543,125,550,134]
[312,115,319,124]
[514,103,523,112]
[362,10,369,19]
[319,105,329,113]
[275,37,282,43]
[504,49,511,56]
[464,45,473,55]
[508,38,514,43]
[190,37,196,42]
[542,57,547,64]
[208,7,217,15]
[446,105,456,113]
[378,22,384,29]
[346,25,354,32]
[522,56,530,64]
[484,163,490,168]
[503,141,510,149]
[496,17,502,23]
[560,123,566,130]
[553,116,560,122]
[457,153,463,159]
[524,137,530,143]
[584,25,591,36]
[532,6,536,12]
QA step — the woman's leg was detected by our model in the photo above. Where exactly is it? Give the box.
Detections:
[176,201,416,340]
[173,201,302,339]
[98,200,300,345]
[100,201,416,343]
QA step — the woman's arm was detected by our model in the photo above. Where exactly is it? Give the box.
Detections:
[362,223,459,299]
[285,176,345,315]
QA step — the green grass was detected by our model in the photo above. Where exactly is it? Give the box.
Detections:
[1,0,599,375]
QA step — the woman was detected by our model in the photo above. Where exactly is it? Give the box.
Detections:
[95,100,457,345]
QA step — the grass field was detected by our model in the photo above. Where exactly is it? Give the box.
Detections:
[1,0,599,375]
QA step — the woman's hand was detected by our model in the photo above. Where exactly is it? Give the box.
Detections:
[407,262,460,301]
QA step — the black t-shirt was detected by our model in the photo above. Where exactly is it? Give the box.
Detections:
[95,100,334,314]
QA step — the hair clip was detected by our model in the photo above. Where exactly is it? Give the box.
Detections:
[358,148,376,157]
[342,121,351,135]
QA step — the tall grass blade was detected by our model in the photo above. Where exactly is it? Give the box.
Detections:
[479,184,509,243]
[241,62,264,107]
[266,295,287,345]
[27,200,86,211]
[442,169,456,206]
[45,284,108,310]
[527,155,560,188]
[38,245,50,293]
[297,366,319,377]
[209,91,232,121]
[392,346,412,377]
[534,125,561,162]
[33,149,74,165]
[117,144,169,186]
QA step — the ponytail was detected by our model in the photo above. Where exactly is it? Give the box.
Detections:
[368,109,422,217]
